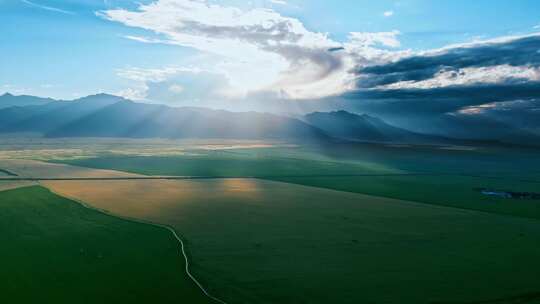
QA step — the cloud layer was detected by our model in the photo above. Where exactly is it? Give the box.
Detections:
[346,34,540,139]
[100,0,540,142]
[100,0,406,100]
[357,34,540,89]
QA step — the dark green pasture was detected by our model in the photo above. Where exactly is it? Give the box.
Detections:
[54,151,398,177]
[177,187,540,304]
[272,174,540,220]
[0,186,213,304]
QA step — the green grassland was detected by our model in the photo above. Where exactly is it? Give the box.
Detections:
[54,150,398,177]
[317,143,540,179]
[46,179,540,304]
[272,175,540,219]
[54,144,540,219]
[0,186,213,304]
[178,186,540,304]
[5,140,540,303]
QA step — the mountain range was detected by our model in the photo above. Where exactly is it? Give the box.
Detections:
[0,93,55,109]
[304,111,452,144]
[0,93,329,142]
[0,92,537,146]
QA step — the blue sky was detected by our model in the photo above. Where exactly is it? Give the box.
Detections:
[1,0,540,104]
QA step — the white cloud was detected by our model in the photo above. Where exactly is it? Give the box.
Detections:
[383,11,394,17]
[101,0,409,101]
[348,31,401,48]
[168,84,184,93]
[99,0,336,57]
[100,0,400,99]
[117,66,202,83]
[0,84,28,96]
[116,67,191,100]
[269,0,287,5]
[116,66,232,104]
[21,0,75,15]
[458,100,533,115]
[116,87,147,100]
[124,35,175,45]
[421,32,540,56]
[379,65,540,90]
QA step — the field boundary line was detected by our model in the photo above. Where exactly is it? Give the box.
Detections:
[43,184,229,304]
[3,171,539,183]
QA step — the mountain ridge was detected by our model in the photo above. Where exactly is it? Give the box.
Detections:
[0,93,331,142]
[0,93,538,146]
[304,110,451,144]
[0,92,56,109]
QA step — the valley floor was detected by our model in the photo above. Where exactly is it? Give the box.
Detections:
[2,140,540,303]
[43,178,540,304]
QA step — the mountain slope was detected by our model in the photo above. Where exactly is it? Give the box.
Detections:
[47,101,330,141]
[305,110,447,143]
[0,94,330,142]
[2,93,537,146]
[0,94,127,133]
[0,93,55,109]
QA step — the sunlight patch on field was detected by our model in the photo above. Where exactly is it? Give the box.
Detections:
[43,179,265,220]
[218,178,262,195]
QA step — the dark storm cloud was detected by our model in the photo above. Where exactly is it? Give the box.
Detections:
[462,99,540,131]
[345,82,540,105]
[356,34,540,88]
[343,82,540,116]
[337,34,540,140]
[337,92,540,141]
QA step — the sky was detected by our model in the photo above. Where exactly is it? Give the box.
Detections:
[1,0,540,135]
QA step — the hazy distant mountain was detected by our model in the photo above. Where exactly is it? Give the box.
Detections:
[0,94,127,133]
[0,94,329,142]
[1,93,538,146]
[47,101,330,141]
[305,111,448,144]
[425,113,540,146]
[0,93,55,109]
